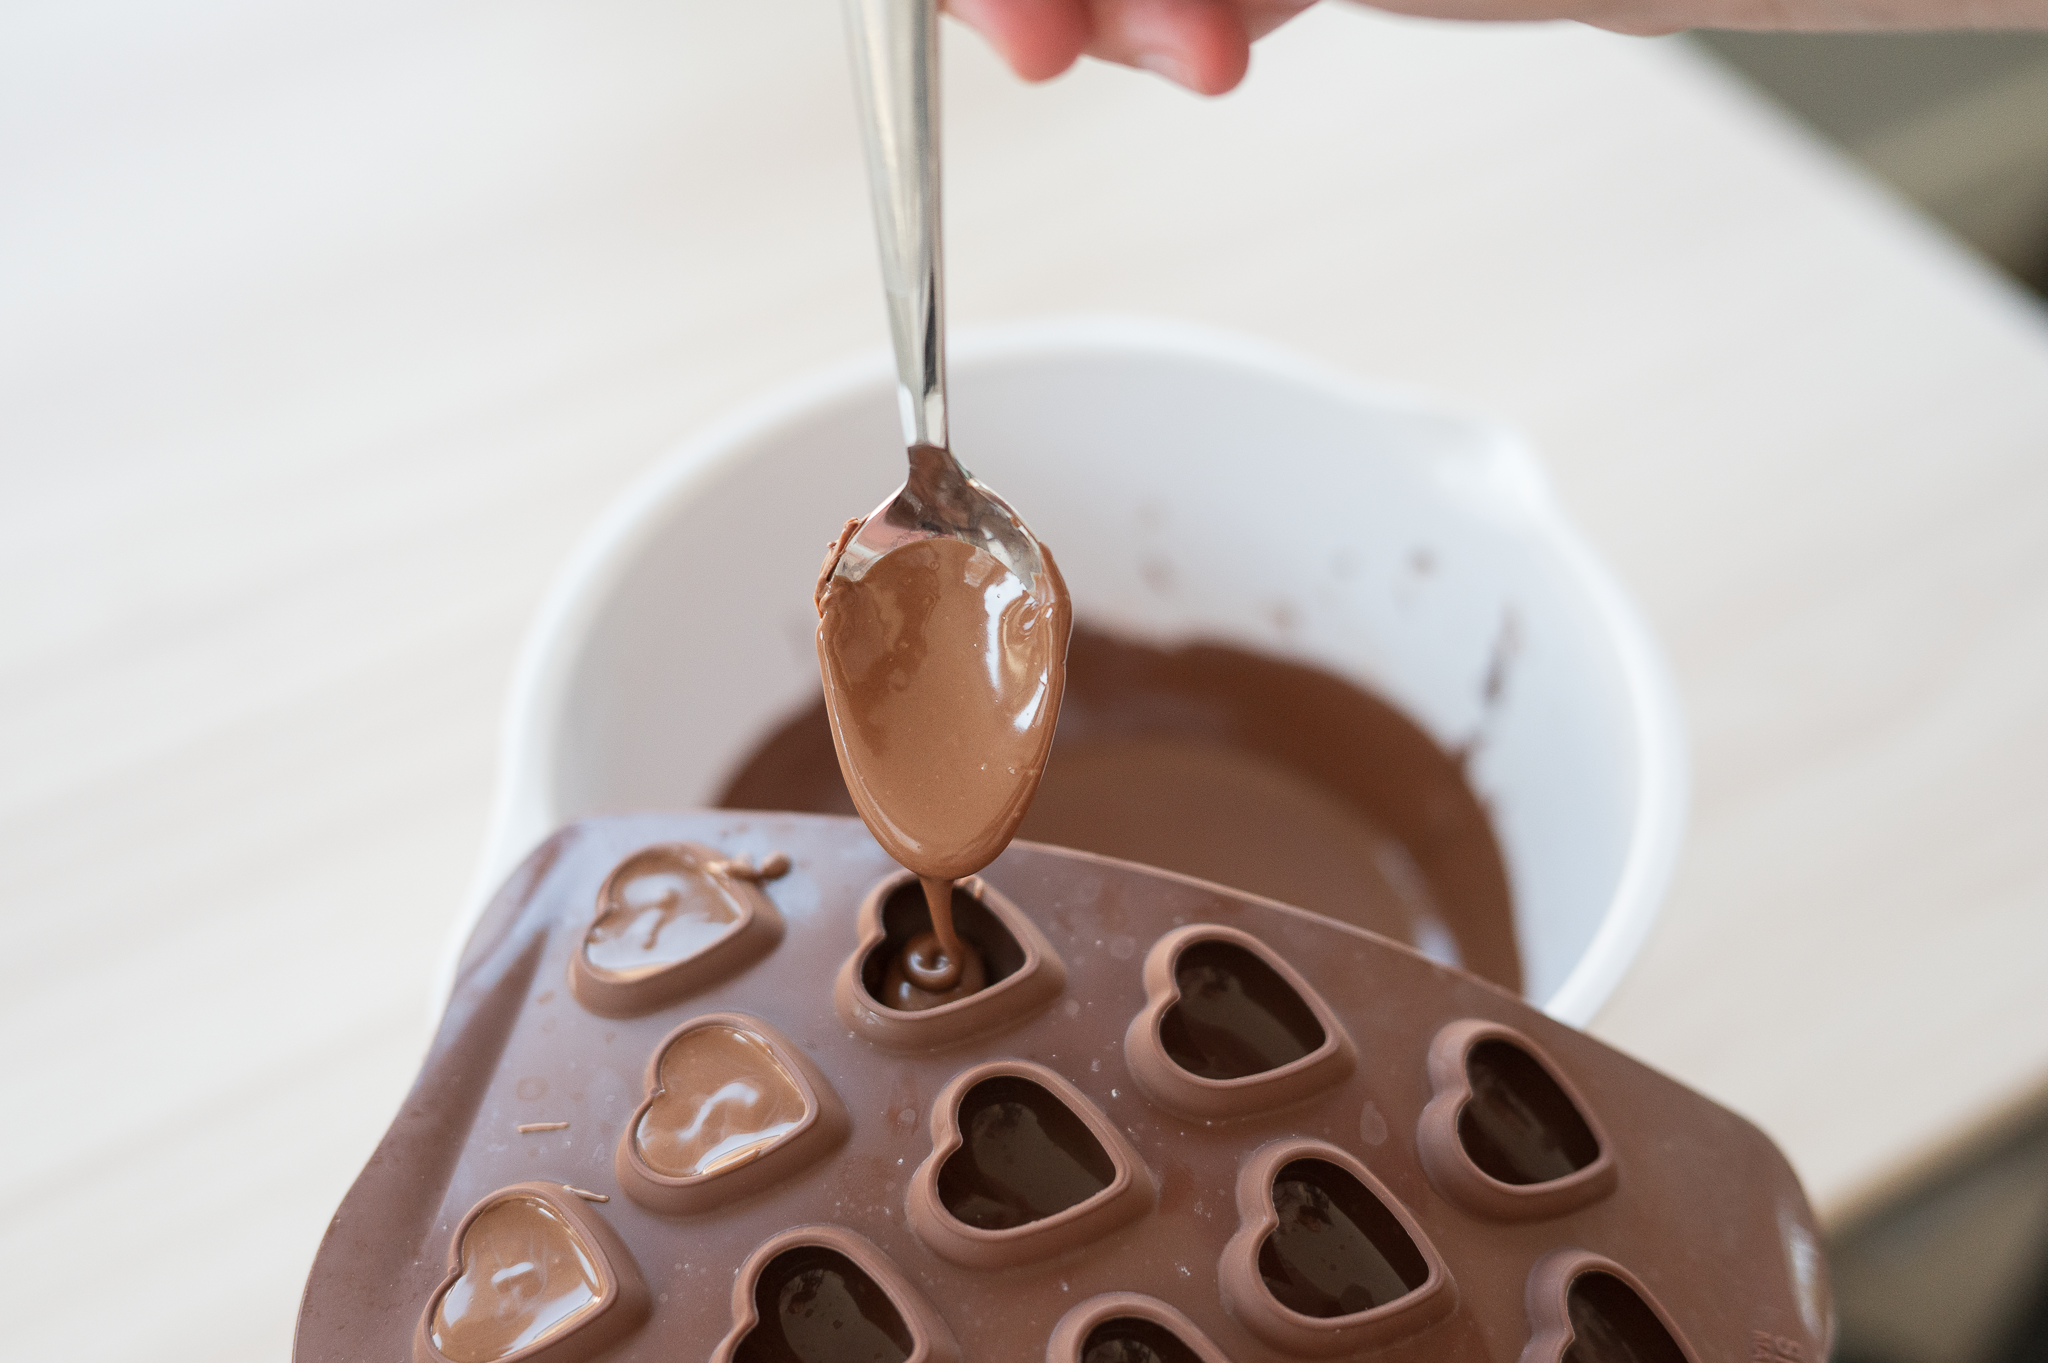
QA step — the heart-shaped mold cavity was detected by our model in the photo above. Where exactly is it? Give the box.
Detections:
[1561,1272,1690,1363]
[636,1025,808,1177]
[1079,1317,1205,1363]
[835,872,1067,1050]
[418,1184,648,1363]
[585,845,747,977]
[1220,1140,1452,1355]
[431,1195,601,1361]
[1160,938,1324,1079]
[1417,1020,1617,1221]
[1258,1158,1430,1318]
[908,1061,1154,1269]
[1460,1038,1600,1185]
[616,1013,848,1216]
[939,1074,1115,1230]
[570,842,785,1017]
[859,878,1027,1003]
[735,1245,913,1363]
[1124,925,1354,1120]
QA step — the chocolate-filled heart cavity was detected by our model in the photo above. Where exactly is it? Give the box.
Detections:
[569,842,785,1017]
[712,1226,961,1363]
[1045,1294,1236,1363]
[1522,1251,1699,1363]
[1124,925,1354,1121]
[617,1013,848,1216]
[639,1027,807,1176]
[1418,1020,1618,1221]
[834,871,1065,1050]
[908,1061,1153,1269]
[415,1183,647,1363]
[1220,1140,1453,1356]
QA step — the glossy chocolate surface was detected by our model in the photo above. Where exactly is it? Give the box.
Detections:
[298,811,1827,1363]
[429,1195,601,1362]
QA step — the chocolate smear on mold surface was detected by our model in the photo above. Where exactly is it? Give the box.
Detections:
[726,624,1519,994]
[815,532,1071,1006]
[430,1195,602,1362]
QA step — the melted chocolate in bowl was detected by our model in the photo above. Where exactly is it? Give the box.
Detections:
[815,535,1072,1000]
[430,1196,602,1362]
[729,625,1519,993]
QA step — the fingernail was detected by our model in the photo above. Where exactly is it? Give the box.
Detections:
[1133,50,1196,88]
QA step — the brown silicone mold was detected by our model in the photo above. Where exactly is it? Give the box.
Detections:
[710,1224,962,1363]
[834,870,1066,1049]
[907,1059,1155,1269]
[1045,1293,1237,1363]
[1417,1019,1618,1222]
[1520,1248,1699,1363]
[568,842,786,1018]
[413,1181,649,1363]
[1124,924,1355,1121]
[614,1011,849,1215]
[1220,1138,1455,1357]
[300,812,1832,1363]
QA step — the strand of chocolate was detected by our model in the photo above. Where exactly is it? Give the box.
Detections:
[814,520,1072,1005]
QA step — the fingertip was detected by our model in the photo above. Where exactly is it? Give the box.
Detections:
[1089,0,1251,96]
[947,0,1092,82]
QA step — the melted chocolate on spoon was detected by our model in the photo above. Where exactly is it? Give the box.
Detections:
[814,528,1071,1006]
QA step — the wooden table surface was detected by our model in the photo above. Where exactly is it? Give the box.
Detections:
[6,2,2047,1359]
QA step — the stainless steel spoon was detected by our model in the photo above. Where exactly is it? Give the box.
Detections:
[833,0,1051,596]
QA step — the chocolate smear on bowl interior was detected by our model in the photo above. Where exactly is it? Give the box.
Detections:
[814,486,1072,1008]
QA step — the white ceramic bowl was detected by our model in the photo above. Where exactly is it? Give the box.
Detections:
[451,317,1686,1026]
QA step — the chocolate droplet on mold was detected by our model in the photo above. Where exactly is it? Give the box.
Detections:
[1159,939,1324,1080]
[430,1196,602,1363]
[635,1026,808,1179]
[735,1245,913,1363]
[1258,1159,1428,1319]
[937,1074,1115,1231]
[1562,1271,1689,1363]
[1080,1317,1204,1363]
[1458,1039,1600,1186]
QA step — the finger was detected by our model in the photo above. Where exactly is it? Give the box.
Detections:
[1238,0,1319,41]
[1085,0,1252,95]
[945,0,1094,81]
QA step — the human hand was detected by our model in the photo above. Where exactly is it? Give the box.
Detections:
[946,0,2048,97]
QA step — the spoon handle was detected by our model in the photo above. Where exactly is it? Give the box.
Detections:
[844,0,947,453]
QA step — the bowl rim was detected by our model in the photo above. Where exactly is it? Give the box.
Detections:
[439,314,1688,1028]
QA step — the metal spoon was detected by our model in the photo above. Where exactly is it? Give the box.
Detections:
[834,0,1051,597]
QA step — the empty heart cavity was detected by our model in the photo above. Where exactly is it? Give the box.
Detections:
[1080,1317,1203,1363]
[1459,1039,1600,1185]
[735,1245,913,1363]
[636,1026,807,1178]
[1159,939,1324,1080]
[1259,1159,1429,1319]
[430,1195,602,1363]
[584,846,746,979]
[1563,1272,1688,1363]
[937,1074,1115,1230]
